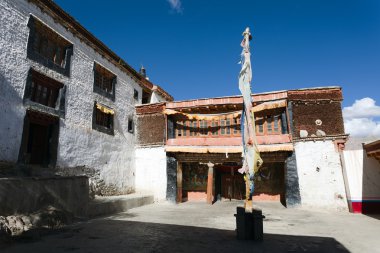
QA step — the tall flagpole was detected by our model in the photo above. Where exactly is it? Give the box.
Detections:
[238,27,263,212]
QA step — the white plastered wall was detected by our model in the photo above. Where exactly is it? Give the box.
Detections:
[294,140,348,211]
[0,0,143,194]
[150,90,165,103]
[135,147,167,201]
[342,149,380,203]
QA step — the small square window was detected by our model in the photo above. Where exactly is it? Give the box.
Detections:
[134,89,139,100]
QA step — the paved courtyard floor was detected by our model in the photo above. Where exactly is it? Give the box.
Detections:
[2,201,379,253]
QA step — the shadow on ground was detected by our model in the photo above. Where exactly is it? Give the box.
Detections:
[2,219,350,253]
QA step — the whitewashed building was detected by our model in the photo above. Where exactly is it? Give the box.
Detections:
[0,0,172,196]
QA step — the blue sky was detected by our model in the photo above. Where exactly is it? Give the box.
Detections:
[55,0,380,136]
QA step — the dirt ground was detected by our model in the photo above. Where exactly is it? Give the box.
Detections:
[1,201,379,253]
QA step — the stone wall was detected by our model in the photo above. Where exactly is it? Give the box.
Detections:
[0,0,142,195]
[135,147,167,201]
[294,140,348,211]
[0,176,89,217]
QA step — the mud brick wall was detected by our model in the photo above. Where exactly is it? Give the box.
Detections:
[288,88,345,137]
[136,113,166,146]
[292,102,345,137]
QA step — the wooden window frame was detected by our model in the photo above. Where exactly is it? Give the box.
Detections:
[200,120,208,136]
[189,120,198,137]
[93,63,116,101]
[255,114,282,136]
[23,69,66,118]
[92,102,114,135]
[211,120,219,136]
[27,16,73,77]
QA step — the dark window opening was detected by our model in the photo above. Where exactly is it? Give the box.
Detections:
[134,89,139,101]
[93,103,114,135]
[128,118,134,133]
[93,63,116,100]
[27,16,73,76]
[142,90,151,104]
[29,70,63,108]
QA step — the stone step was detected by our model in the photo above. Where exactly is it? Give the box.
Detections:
[88,193,154,218]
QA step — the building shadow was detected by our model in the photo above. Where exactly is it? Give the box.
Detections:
[361,149,380,219]
[2,219,350,253]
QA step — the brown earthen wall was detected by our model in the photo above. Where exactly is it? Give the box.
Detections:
[137,113,166,146]
[292,102,345,137]
[288,89,342,101]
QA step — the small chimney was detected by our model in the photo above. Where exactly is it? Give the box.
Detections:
[139,65,146,78]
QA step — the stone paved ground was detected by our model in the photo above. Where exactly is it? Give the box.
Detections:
[1,201,379,253]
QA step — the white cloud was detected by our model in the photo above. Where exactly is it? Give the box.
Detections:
[167,0,183,13]
[344,118,380,137]
[343,97,380,119]
[343,97,380,137]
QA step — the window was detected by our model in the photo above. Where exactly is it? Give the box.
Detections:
[176,121,183,137]
[93,102,114,135]
[255,114,282,135]
[29,70,63,108]
[128,118,134,133]
[200,120,208,136]
[226,119,231,135]
[134,89,139,101]
[142,90,151,104]
[190,121,197,136]
[94,63,116,100]
[233,117,241,134]
[211,121,219,136]
[274,115,279,133]
[23,69,66,117]
[182,121,187,137]
[220,120,226,135]
[27,16,73,76]
[267,116,272,133]
[256,117,264,134]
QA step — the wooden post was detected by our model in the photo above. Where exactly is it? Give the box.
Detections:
[207,162,214,204]
[176,162,182,203]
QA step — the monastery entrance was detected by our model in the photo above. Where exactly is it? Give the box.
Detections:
[172,151,290,206]
[18,110,59,167]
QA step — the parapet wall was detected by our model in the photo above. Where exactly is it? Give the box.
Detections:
[0,176,89,217]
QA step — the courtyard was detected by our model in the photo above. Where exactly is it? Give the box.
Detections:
[1,201,379,253]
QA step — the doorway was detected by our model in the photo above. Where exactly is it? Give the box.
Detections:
[18,110,59,167]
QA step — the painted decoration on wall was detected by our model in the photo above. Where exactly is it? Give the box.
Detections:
[183,163,208,191]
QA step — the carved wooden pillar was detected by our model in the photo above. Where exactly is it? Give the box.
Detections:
[176,162,183,203]
[207,162,214,204]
